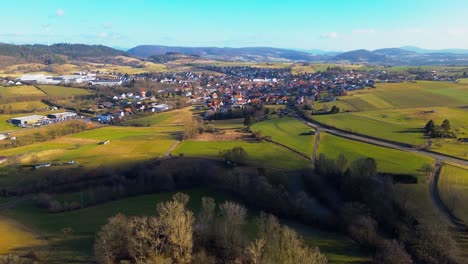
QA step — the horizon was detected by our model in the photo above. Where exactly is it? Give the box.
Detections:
[0,0,467,51]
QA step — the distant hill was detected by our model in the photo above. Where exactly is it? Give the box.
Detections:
[332,48,468,65]
[373,48,418,56]
[0,43,128,67]
[333,49,388,63]
[400,46,468,55]
[127,45,330,62]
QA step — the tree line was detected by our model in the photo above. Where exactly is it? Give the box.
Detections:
[311,154,460,264]
[94,193,327,264]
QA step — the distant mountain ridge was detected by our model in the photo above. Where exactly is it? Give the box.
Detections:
[400,46,468,55]
[127,45,330,62]
[331,48,468,65]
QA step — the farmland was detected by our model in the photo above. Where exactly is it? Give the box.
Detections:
[0,85,45,98]
[1,188,368,264]
[251,117,315,157]
[317,132,433,177]
[38,85,92,97]
[1,100,49,112]
[311,81,468,158]
[0,216,46,255]
[173,140,312,170]
[439,164,468,223]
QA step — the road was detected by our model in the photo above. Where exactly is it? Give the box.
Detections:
[300,117,468,167]
[429,161,468,233]
[298,116,468,232]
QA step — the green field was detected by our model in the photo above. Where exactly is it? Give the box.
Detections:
[0,126,181,187]
[1,189,368,263]
[347,81,468,110]
[0,216,46,255]
[439,164,468,223]
[173,140,312,170]
[251,117,315,157]
[121,108,191,127]
[313,112,425,145]
[211,118,245,130]
[317,133,433,177]
[311,81,468,159]
[38,85,92,97]
[2,100,49,112]
[0,85,45,98]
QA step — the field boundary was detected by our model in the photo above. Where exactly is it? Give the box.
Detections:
[268,139,312,160]
[303,115,468,163]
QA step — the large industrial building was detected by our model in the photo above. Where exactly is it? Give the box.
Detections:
[47,112,78,120]
[9,115,49,126]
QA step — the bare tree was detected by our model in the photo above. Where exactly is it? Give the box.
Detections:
[217,201,247,258]
[94,214,131,264]
[157,194,194,264]
[251,213,327,264]
[196,197,216,245]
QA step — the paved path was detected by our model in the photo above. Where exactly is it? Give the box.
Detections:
[311,129,320,162]
[164,140,181,157]
[430,162,468,234]
[299,117,468,167]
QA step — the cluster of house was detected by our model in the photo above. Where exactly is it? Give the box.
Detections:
[165,68,379,113]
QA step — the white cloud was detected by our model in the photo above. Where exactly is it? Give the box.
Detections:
[352,29,375,34]
[98,32,108,38]
[56,8,65,17]
[320,32,338,39]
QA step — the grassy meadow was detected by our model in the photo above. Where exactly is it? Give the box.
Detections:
[173,140,312,170]
[0,85,45,98]
[1,188,369,264]
[317,133,433,177]
[0,216,46,255]
[311,81,468,158]
[439,164,468,223]
[251,117,315,157]
[38,85,92,97]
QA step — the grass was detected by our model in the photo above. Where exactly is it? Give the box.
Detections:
[173,140,312,170]
[313,112,426,145]
[121,108,193,127]
[211,118,246,130]
[251,117,315,157]
[121,111,180,126]
[0,85,45,98]
[38,85,92,97]
[1,101,49,112]
[2,188,368,263]
[439,164,468,223]
[346,81,468,109]
[312,106,468,156]
[0,216,46,255]
[0,125,182,187]
[317,133,433,177]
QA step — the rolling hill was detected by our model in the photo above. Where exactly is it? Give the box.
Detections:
[0,43,128,67]
[127,45,330,62]
[331,48,468,65]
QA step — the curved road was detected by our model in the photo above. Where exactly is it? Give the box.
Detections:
[298,116,468,233]
[300,118,468,167]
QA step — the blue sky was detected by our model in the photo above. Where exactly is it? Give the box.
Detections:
[0,0,467,50]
